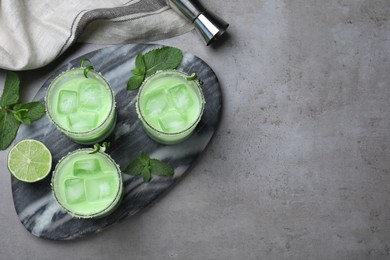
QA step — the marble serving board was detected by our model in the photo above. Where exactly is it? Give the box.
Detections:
[11,44,222,240]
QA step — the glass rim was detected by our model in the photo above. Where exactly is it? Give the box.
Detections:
[51,148,123,219]
[136,70,206,136]
[45,68,116,136]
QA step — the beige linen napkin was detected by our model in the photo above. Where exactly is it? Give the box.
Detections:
[0,0,192,70]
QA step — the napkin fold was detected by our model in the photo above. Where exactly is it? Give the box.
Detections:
[0,0,192,71]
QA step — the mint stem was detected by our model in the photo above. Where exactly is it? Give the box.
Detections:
[12,108,28,113]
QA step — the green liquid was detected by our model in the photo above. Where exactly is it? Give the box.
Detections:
[137,70,205,144]
[46,69,116,144]
[52,149,122,218]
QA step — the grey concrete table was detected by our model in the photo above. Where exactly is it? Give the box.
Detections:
[1,0,390,259]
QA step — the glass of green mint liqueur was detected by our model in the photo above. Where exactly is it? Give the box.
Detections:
[51,148,123,218]
[45,68,116,144]
[136,70,205,144]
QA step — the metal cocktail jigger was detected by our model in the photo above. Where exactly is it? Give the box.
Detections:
[166,0,229,45]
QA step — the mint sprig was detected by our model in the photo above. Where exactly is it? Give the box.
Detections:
[127,46,183,90]
[0,72,45,150]
[124,152,174,182]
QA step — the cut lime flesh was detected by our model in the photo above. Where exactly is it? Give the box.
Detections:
[7,139,52,183]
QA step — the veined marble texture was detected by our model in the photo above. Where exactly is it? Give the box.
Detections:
[11,44,222,240]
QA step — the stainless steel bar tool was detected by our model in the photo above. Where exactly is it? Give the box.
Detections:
[166,0,229,45]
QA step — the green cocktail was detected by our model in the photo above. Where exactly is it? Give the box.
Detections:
[136,70,205,144]
[51,149,123,218]
[45,68,116,144]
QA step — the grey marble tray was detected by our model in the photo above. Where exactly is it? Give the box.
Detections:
[11,44,222,240]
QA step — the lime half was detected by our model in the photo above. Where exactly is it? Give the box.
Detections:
[7,139,52,182]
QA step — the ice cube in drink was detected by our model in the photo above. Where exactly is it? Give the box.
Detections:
[64,178,86,205]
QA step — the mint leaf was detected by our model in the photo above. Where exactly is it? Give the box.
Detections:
[13,115,31,125]
[150,159,174,176]
[124,152,174,182]
[143,47,183,77]
[12,109,28,124]
[13,102,45,123]
[124,157,145,175]
[0,71,20,107]
[127,75,145,90]
[131,69,143,76]
[0,109,20,150]
[135,52,146,75]
[138,152,150,166]
[142,167,152,182]
[127,53,145,90]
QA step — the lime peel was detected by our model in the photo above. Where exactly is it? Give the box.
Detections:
[89,142,110,154]
[186,72,197,81]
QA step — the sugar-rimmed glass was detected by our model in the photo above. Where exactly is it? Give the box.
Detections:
[45,68,116,144]
[136,70,205,144]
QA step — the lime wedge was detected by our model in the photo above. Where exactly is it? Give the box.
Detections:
[7,139,52,182]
